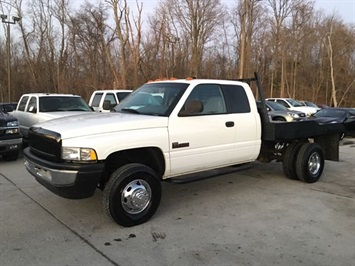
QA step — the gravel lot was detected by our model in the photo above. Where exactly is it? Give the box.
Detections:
[1,140,354,266]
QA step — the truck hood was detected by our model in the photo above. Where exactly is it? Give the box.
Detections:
[33,112,169,139]
[0,112,18,123]
[35,111,93,120]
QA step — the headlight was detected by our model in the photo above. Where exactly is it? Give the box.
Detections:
[62,147,97,161]
[5,128,19,134]
[288,112,300,118]
[7,121,19,127]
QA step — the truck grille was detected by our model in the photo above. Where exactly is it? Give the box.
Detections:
[28,127,62,162]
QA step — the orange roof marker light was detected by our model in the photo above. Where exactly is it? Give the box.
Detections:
[147,77,178,83]
[185,77,194,80]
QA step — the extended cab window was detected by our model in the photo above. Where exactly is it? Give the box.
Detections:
[181,84,226,116]
[18,96,29,111]
[221,84,251,113]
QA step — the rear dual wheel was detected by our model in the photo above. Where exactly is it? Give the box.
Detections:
[282,142,324,183]
[295,143,324,183]
[282,141,304,180]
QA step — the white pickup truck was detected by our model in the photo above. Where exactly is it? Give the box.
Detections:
[88,90,132,112]
[23,74,344,227]
[12,93,93,141]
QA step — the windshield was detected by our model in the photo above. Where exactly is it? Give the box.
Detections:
[303,101,318,108]
[287,99,304,107]
[266,101,287,111]
[39,97,92,112]
[113,82,189,116]
[314,109,346,118]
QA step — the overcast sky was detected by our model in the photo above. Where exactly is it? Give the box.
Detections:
[314,0,355,24]
[0,0,354,36]
[126,0,355,24]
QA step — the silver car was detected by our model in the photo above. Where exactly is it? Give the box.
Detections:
[265,100,306,122]
[12,93,93,141]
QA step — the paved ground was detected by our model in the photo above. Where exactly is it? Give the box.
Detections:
[0,140,354,266]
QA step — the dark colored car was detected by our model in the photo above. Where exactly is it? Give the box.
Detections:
[0,102,17,113]
[310,108,355,138]
[0,107,22,161]
[300,100,320,108]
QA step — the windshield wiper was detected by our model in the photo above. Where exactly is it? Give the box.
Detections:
[119,108,140,114]
[66,108,90,111]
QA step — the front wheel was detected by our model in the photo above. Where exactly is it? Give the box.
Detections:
[273,117,286,122]
[295,143,324,183]
[103,163,162,227]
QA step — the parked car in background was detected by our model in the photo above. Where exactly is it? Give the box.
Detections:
[258,100,306,122]
[317,104,330,109]
[12,93,93,141]
[88,90,132,112]
[0,107,22,161]
[299,100,320,108]
[309,107,355,139]
[266,98,320,116]
[0,102,18,113]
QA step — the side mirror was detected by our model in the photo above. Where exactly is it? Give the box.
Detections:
[179,100,204,117]
[28,106,37,113]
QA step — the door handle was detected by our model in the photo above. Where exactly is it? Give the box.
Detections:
[225,121,234,127]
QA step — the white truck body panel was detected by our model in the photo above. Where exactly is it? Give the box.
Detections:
[29,79,262,179]
[22,75,343,227]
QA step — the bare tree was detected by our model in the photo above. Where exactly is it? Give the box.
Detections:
[106,0,130,89]
[164,0,226,77]
[127,0,142,88]
[266,0,306,97]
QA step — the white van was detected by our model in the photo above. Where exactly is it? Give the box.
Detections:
[88,90,132,112]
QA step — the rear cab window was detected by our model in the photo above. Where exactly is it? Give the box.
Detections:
[221,84,251,113]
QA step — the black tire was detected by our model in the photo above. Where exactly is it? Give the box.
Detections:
[103,163,161,227]
[273,117,286,122]
[3,151,19,161]
[295,143,324,183]
[282,141,304,180]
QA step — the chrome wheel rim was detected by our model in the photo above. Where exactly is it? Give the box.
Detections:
[121,179,151,214]
[308,152,321,175]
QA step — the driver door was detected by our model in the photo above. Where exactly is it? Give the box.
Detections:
[168,84,237,177]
